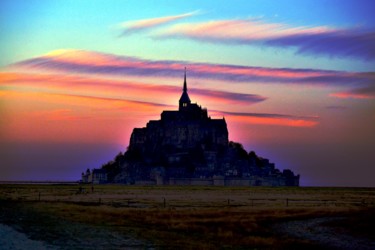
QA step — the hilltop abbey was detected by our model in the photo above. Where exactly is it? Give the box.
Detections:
[82,70,299,186]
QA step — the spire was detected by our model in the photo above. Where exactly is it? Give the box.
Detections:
[183,67,187,92]
[179,67,191,110]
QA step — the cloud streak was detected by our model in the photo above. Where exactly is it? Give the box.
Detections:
[215,110,319,127]
[0,72,267,106]
[156,19,375,61]
[0,89,166,143]
[2,89,313,128]
[118,11,198,36]
[156,20,375,60]
[10,50,375,88]
[266,28,375,61]
[116,12,375,60]
[219,110,318,120]
[330,85,375,99]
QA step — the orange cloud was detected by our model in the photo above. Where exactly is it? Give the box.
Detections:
[0,71,266,106]
[0,89,165,144]
[329,85,375,99]
[211,110,319,128]
[228,115,318,127]
[330,92,373,99]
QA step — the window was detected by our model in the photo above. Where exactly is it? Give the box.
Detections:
[183,103,187,107]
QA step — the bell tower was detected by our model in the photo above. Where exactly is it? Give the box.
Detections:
[179,67,191,111]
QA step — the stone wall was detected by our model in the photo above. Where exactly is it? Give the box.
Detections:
[169,178,213,186]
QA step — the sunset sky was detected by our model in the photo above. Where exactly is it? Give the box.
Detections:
[1,0,374,186]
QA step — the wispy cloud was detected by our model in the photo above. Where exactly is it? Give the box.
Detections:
[0,71,267,106]
[190,88,267,104]
[214,110,319,127]
[330,85,375,99]
[2,88,312,128]
[157,19,375,61]
[219,110,318,120]
[0,89,169,143]
[9,49,375,88]
[118,11,199,36]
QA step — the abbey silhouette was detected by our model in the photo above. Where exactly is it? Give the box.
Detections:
[82,69,299,186]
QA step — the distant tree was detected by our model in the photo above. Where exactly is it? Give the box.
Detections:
[229,141,248,159]
[101,152,124,182]
[114,151,124,163]
[248,151,257,159]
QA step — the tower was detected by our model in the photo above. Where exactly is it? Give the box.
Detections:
[179,67,191,111]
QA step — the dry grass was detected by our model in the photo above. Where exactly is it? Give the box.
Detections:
[1,184,374,249]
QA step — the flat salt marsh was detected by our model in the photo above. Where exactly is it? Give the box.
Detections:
[1,184,374,249]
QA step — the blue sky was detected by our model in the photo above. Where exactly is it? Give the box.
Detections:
[1,0,375,70]
[1,0,374,186]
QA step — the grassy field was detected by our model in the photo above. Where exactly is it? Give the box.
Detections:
[1,184,374,249]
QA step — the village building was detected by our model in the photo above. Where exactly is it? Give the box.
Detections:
[81,168,107,184]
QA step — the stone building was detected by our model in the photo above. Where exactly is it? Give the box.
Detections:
[81,168,107,184]
[129,70,228,167]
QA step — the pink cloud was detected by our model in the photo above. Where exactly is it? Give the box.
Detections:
[10,49,373,87]
[330,92,374,99]
[159,19,333,41]
[0,71,266,106]
[330,86,375,99]
[157,19,375,61]
[118,11,199,36]
[2,84,318,129]
[213,110,319,128]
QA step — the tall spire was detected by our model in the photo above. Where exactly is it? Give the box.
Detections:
[179,67,191,110]
[183,67,187,92]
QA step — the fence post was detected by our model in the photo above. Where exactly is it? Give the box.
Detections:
[38,192,41,201]
[286,198,289,207]
[227,199,230,206]
[163,197,166,208]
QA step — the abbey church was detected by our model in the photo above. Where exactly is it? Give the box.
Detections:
[82,70,299,186]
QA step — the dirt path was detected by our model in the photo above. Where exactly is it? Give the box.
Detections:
[0,200,153,249]
[275,217,375,250]
[0,221,153,250]
[0,223,56,250]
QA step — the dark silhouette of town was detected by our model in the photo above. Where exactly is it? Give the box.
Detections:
[82,69,299,186]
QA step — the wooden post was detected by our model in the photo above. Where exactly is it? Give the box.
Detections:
[38,192,41,201]
[227,199,230,206]
[163,197,166,208]
[286,198,289,207]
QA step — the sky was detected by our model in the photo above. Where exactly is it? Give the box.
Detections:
[1,0,374,186]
